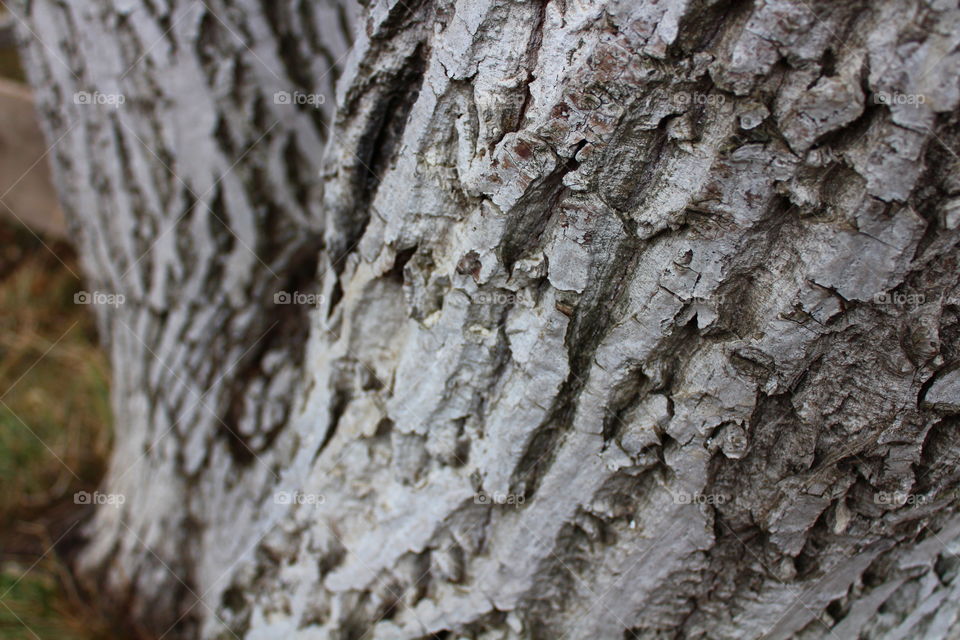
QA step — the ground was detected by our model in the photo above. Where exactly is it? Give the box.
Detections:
[0,217,119,639]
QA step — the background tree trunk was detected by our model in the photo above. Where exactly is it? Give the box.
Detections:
[15,0,960,638]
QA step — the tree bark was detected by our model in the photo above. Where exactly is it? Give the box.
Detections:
[16,0,960,638]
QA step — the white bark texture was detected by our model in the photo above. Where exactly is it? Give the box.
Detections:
[15,0,960,638]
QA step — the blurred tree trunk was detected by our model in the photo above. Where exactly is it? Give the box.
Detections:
[16,0,960,638]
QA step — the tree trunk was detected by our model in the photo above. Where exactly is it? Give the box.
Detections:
[16,0,960,638]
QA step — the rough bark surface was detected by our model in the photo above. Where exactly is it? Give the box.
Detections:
[15,0,960,638]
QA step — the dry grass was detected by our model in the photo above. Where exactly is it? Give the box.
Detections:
[0,50,21,83]
[0,219,119,639]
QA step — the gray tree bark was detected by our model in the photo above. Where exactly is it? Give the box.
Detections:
[15,0,960,638]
